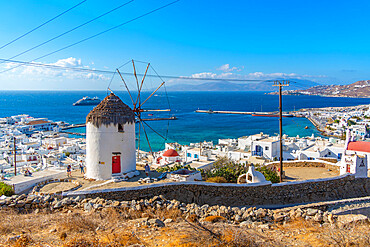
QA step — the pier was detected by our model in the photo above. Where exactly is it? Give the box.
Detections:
[195,110,294,117]
[140,116,177,121]
[60,117,177,135]
[195,110,255,115]
[61,124,86,130]
[61,131,86,136]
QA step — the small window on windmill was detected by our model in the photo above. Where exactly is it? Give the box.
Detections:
[118,124,124,132]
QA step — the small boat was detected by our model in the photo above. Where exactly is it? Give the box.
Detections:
[73,96,101,106]
[148,114,153,116]
[305,126,309,129]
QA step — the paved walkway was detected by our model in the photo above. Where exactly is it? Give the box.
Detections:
[4,169,66,193]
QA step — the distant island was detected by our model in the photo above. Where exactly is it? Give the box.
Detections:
[165,78,319,91]
[270,80,370,98]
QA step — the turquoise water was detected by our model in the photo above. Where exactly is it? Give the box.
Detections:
[1,91,369,151]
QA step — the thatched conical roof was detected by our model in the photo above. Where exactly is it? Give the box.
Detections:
[86,93,135,127]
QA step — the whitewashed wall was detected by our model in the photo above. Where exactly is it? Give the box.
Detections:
[85,122,136,180]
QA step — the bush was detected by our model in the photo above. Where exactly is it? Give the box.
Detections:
[156,164,195,173]
[205,176,227,183]
[203,157,280,183]
[255,165,280,183]
[202,157,246,183]
[0,182,14,196]
[347,120,356,126]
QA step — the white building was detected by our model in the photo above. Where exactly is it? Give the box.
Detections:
[340,154,368,178]
[156,149,181,166]
[85,93,138,180]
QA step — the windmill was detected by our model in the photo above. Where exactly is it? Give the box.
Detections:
[115,60,174,161]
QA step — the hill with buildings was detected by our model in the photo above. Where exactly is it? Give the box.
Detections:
[166,79,318,91]
[278,80,370,98]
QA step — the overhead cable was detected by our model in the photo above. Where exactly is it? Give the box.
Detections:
[0,0,87,51]
[0,0,180,74]
[1,0,135,63]
[0,57,277,82]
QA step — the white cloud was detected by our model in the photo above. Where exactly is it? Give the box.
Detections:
[217,64,244,72]
[167,69,327,85]
[246,72,327,80]
[0,57,108,81]
[189,72,217,79]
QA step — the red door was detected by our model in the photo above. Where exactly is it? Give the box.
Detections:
[346,164,351,173]
[112,156,121,174]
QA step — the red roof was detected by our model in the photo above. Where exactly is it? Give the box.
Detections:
[26,120,49,125]
[163,149,179,157]
[347,141,370,153]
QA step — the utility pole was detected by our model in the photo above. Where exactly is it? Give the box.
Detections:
[13,136,17,176]
[272,80,290,182]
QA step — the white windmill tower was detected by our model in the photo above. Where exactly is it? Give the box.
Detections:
[85,92,139,180]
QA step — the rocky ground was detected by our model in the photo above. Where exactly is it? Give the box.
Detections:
[1,194,369,246]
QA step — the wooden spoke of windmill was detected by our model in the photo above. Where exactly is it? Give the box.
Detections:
[116,60,174,160]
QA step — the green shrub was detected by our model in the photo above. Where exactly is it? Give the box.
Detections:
[205,176,227,183]
[347,120,356,126]
[255,165,280,183]
[202,157,246,183]
[0,182,14,196]
[156,164,195,173]
[202,157,280,183]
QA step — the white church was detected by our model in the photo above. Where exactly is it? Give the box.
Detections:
[340,130,369,178]
[85,93,139,180]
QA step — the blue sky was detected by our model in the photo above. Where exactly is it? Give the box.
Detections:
[0,0,370,90]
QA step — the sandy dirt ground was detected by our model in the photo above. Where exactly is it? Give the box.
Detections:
[38,167,168,194]
[283,167,339,181]
[39,182,78,194]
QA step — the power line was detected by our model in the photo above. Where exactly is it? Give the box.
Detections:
[1,0,135,63]
[0,58,325,86]
[0,58,272,82]
[0,0,87,51]
[0,0,180,74]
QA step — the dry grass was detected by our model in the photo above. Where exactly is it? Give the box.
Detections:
[205,177,228,183]
[204,215,227,223]
[1,207,369,247]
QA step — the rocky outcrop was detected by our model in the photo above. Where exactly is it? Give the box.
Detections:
[2,194,368,228]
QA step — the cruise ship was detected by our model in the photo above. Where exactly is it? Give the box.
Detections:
[73,96,101,106]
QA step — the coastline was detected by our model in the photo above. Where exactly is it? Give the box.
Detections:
[292,103,370,139]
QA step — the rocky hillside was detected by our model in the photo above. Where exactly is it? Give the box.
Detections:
[1,194,370,246]
[280,80,370,98]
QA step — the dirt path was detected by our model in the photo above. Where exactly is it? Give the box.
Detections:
[283,167,339,181]
[39,182,77,194]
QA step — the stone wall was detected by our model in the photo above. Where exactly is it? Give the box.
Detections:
[66,175,370,207]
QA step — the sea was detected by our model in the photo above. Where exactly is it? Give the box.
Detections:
[1,90,370,152]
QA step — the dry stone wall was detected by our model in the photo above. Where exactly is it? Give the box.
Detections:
[66,175,370,207]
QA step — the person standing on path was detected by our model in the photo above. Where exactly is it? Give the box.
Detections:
[79,162,85,174]
[144,164,150,177]
[67,164,72,177]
